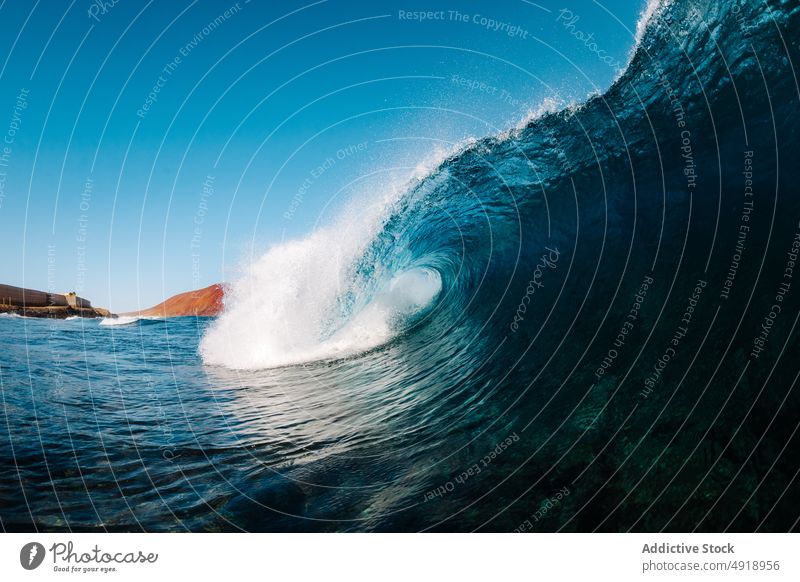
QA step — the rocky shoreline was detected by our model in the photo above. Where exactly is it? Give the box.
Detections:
[0,304,115,319]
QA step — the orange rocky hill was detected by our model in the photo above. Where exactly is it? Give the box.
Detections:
[125,283,225,317]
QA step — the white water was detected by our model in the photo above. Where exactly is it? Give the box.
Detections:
[319,267,442,356]
[200,176,445,370]
[100,316,140,326]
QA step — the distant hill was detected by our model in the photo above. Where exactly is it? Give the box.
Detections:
[126,283,224,317]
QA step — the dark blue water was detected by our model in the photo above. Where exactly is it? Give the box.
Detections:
[2,0,800,532]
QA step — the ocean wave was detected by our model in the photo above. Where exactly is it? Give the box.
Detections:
[201,0,798,376]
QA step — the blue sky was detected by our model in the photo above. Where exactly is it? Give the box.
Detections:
[0,0,645,311]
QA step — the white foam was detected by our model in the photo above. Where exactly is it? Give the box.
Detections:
[200,181,443,370]
[99,316,140,326]
[321,267,441,354]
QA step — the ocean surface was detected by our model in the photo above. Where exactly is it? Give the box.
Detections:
[3,0,800,532]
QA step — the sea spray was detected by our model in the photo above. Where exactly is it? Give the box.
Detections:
[200,170,446,369]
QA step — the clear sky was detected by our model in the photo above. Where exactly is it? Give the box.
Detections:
[0,0,645,312]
